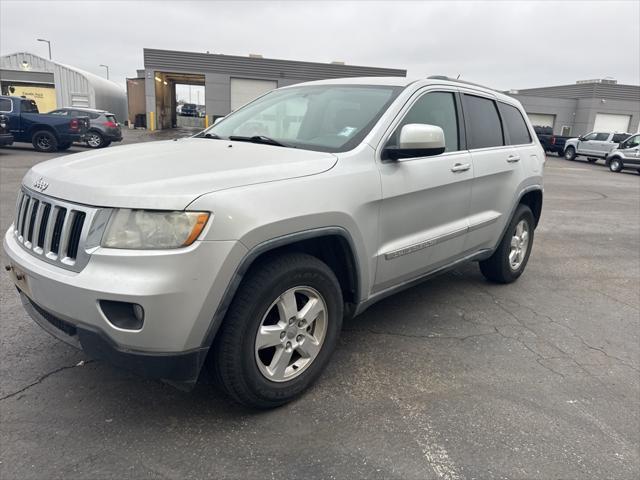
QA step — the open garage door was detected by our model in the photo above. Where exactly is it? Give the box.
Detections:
[593,113,631,133]
[527,113,555,129]
[230,78,277,111]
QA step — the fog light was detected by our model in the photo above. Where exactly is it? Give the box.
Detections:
[99,300,145,331]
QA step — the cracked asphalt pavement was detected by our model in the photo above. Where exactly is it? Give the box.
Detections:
[1,137,639,480]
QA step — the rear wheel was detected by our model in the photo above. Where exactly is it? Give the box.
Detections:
[480,204,535,284]
[564,147,576,161]
[212,253,343,408]
[609,158,623,172]
[31,130,58,152]
[86,131,105,148]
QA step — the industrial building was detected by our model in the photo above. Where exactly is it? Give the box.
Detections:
[0,52,127,121]
[127,48,406,130]
[508,79,640,136]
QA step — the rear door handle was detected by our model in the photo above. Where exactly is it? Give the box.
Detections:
[507,155,521,163]
[451,163,471,172]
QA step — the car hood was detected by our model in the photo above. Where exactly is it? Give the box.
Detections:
[23,138,338,210]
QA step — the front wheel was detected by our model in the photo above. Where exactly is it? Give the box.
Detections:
[480,204,535,284]
[564,147,576,161]
[609,157,623,172]
[31,130,58,152]
[212,253,343,408]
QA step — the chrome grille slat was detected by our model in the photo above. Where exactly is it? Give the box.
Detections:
[57,210,75,259]
[11,187,104,272]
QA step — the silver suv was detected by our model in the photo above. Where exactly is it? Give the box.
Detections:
[606,133,640,173]
[4,77,544,408]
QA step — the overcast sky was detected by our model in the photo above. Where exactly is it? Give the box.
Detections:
[1,0,639,91]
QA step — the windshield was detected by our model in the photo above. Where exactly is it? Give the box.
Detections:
[200,84,402,153]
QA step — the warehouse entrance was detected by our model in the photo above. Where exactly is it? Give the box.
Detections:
[153,72,205,130]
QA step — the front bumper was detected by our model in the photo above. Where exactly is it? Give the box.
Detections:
[4,227,247,381]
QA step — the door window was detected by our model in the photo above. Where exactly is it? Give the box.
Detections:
[0,98,12,112]
[582,133,598,141]
[388,91,460,152]
[49,110,68,116]
[612,133,630,143]
[594,133,609,141]
[498,102,532,145]
[462,94,504,149]
[624,135,639,148]
[21,100,39,113]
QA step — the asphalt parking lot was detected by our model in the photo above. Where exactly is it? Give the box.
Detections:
[0,136,638,480]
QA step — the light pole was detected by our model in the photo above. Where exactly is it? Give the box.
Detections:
[100,64,110,80]
[36,38,51,60]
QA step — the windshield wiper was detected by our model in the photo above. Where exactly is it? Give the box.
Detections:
[228,135,291,147]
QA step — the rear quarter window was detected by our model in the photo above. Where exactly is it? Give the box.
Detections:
[462,94,504,149]
[612,133,629,143]
[498,103,532,145]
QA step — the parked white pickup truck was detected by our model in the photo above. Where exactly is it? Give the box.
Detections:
[563,131,631,163]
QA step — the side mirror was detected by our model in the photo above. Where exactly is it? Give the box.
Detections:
[383,124,446,160]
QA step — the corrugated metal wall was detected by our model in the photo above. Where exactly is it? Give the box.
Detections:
[0,52,127,120]
[144,49,406,80]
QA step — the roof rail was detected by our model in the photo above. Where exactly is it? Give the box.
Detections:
[427,75,498,92]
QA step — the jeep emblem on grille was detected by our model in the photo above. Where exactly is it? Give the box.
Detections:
[33,178,49,192]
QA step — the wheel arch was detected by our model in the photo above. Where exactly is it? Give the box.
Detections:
[201,227,361,349]
[519,188,543,227]
[29,124,58,139]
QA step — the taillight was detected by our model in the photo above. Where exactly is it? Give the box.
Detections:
[551,137,556,145]
[104,121,117,128]
[69,118,79,131]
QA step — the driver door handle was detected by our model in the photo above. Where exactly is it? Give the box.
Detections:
[507,155,521,163]
[451,163,471,172]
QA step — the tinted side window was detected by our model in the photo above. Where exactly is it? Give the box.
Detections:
[49,110,68,116]
[0,98,12,112]
[389,91,459,152]
[594,133,609,141]
[612,133,629,143]
[463,94,504,149]
[498,103,532,145]
[21,100,39,113]
[582,132,597,141]
[89,112,101,120]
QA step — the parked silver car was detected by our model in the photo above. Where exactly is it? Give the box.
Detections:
[4,76,544,408]
[563,131,631,162]
[606,133,640,173]
[49,107,122,148]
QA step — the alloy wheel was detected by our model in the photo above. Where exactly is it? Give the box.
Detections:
[87,133,102,148]
[509,220,530,271]
[255,286,328,382]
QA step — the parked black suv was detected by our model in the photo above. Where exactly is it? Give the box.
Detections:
[49,107,122,148]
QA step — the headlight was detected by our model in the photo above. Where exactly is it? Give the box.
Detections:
[101,209,210,249]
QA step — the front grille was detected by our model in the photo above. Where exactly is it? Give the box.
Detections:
[12,187,103,272]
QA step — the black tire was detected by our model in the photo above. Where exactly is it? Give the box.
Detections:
[86,131,105,148]
[58,142,72,151]
[564,146,576,161]
[587,157,598,163]
[212,253,343,408]
[31,130,58,152]
[102,140,112,148]
[608,157,623,172]
[479,204,535,284]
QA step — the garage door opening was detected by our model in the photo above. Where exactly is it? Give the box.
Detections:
[593,113,631,133]
[153,72,205,130]
[230,78,277,111]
